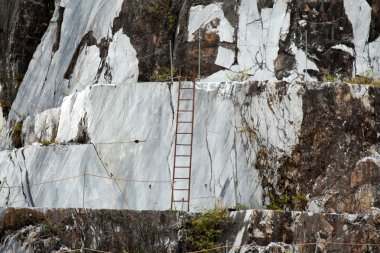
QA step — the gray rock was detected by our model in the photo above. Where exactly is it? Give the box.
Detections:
[0,208,377,253]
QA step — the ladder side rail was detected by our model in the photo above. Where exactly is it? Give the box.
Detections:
[171,80,182,210]
[187,80,196,211]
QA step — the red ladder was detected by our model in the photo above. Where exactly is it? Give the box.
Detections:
[171,79,195,211]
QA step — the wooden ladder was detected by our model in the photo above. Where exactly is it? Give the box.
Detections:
[170,79,195,211]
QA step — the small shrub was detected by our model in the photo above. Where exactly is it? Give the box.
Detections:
[15,212,32,227]
[186,208,232,252]
[291,192,308,211]
[151,0,170,14]
[233,203,249,210]
[324,73,339,82]
[267,193,289,211]
[12,121,23,148]
[43,219,60,235]
[13,121,22,133]
[167,13,176,30]
[149,66,172,82]
[226,68,250,82]
[344,76,380,86]
[267,192,308,211]
[344,70,380,86]
[42,139,55,146]
[151,0,176,30]
[15,72,25,87]
[18,232,26,241]
[324,70,380,86]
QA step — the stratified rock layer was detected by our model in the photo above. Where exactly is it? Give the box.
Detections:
[0,208,378,253]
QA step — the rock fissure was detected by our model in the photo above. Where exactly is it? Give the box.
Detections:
[13,151,29,206]
[93,37,112,84]
[90,143,130,209]
[20,148,34,207]
[232,131,240,205]
[52,6,64,53]
[167,83,175,121]
[204,116,214,193]
[24,170,35,207]
[64,31,97,80]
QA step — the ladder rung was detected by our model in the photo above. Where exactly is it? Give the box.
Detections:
[171,81,195,211]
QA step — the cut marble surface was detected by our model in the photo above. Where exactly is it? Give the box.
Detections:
[0,81,305,211]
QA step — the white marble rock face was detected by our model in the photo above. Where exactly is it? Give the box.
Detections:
[8,0,137,121]
[0,81,307,211]
[0,0,379,212]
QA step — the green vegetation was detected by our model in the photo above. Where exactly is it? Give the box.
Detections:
[12,121,23,148]
[344,75,380,86]
[233,203,249,210]
[267,192,308,211]
[149,66,172,82]
[43,219,60,235]
[13,121,22,134]
[167,13,176,31]
[18,232,26,241]
[226,68,250,82]
[324,70,380,86]
[42,139,55,146]
[324,73,340,82]
[151,0,176,30]
[15,72,25,87]
[267,192,289,211]
[291,192,308,211]
[16,212,32,227]
[186,208,232,252]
